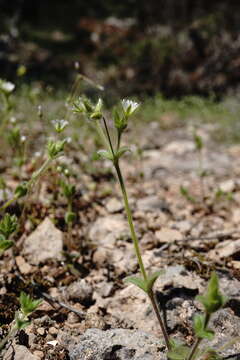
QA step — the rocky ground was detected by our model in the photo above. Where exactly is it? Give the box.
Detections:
[1,120,240,359]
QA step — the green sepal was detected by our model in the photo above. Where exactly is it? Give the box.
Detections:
[193,314,215,340]
[97,149,114,161]
[196,272,227,314]
[19,291,42,316]
[114,109,127,132]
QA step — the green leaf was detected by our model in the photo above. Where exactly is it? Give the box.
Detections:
[116,146,131,160]
[0,213,18,239]
[196,272,227,314]
[97,149,114,161]
[124,276,148,293]
[193,314,215,340]
[65,211,76,224]
[114,109,127,132]
[0,234,13,252]
[194,134,203,151]
[146,270,165,292]
[180,186,196,203]
[201,349,223,360]
[19,292,42,316]
[15,317,30,330]
[15,182,28,198]
[167,340,190,360]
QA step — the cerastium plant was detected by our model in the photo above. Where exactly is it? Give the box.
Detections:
[73,96,230,359]
[73,96,170,349]
[0,118,68,213]
[0,292,42,351]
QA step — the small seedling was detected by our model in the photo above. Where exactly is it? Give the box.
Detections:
[7,125,26,168]
[60,178,76,225]
[0,292,42,351]
[0,213,18,253]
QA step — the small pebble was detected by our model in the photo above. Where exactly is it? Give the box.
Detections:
[33,350,44,359]
[37,327,45,336]
[48,326,58,336]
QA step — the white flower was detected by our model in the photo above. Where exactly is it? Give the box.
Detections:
[10,116,16,124]
[121,99,139,116]
[52,119,69,133]
[0,79,15,94]
[20,135,26,143]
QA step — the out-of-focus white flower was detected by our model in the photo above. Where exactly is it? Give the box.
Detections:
[66,137,72,144]
[0,79,15,94]
[10,116,17,124]
[52,119,69,133]
[34,151,41,158]
[121,99,139,117]
[20,135,26,143]
[37,105,43,118]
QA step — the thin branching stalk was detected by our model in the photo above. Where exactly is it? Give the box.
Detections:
[102,117,115,157]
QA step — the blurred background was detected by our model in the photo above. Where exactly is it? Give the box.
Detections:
[1,0,240,99]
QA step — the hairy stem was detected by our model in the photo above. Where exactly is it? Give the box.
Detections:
[114,161,147,281]
[148,289,171,350]
[102,117,115,156]
[114,160,171,349]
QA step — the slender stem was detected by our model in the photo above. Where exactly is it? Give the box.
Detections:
[102,117,115,156]
[187,313,211,360]
[117,131,121,151]
[198,150,205,203]
[148,290,171,350]
[0,326,17,351]
[115,160,171,349]
[29,157,52,186]
[96,120,111,152]
[114,161,147,281]
[0,196,17,212]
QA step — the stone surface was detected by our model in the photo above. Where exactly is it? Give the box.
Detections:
[68,328,165,360]
[15,255,32,274]
[65,279,93,304]
[89,215,129,247]
[105,198,123,213]
[136,196,168,212]
[23,217,63,265]
[3,345,38,360]
[219,179,235,193]
[208,239,240,259]
[155,228,182,243]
